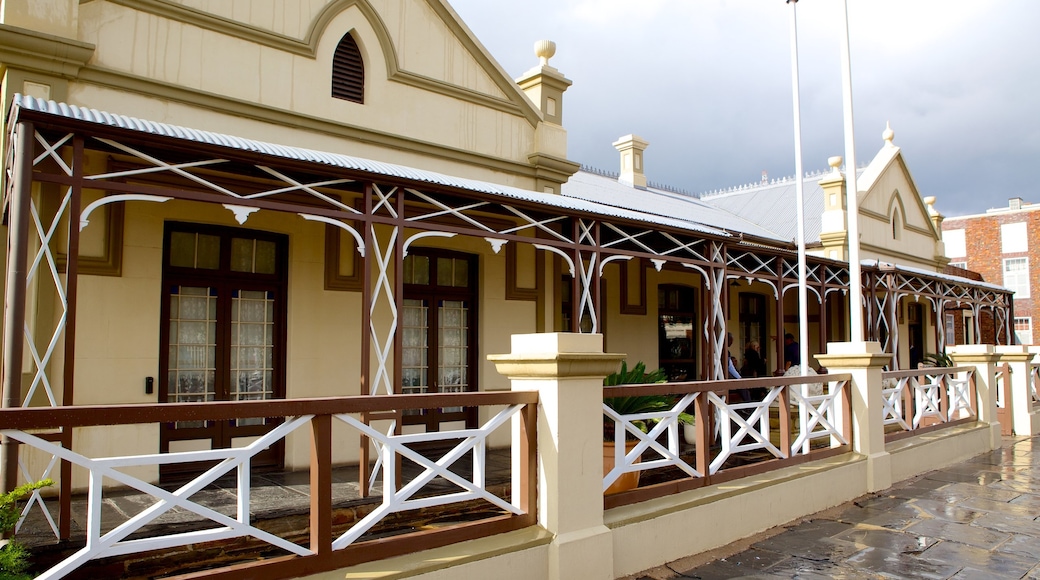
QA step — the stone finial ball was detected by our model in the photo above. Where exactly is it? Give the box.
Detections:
[534,40,556,64]
[828,156,843,169]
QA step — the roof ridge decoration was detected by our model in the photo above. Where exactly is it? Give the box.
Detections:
[580,164,619,180]
[697,163,872,199]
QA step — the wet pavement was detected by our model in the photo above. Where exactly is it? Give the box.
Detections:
[628,435,1040,579]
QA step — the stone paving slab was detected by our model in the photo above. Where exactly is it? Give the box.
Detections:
[627,435,1040,579]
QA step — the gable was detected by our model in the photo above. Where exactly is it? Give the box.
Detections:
[857,147,937,240]
[97,0,540,124]
[853,144,944,269]
[70,0,551,187]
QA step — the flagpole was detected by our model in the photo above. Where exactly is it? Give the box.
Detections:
[840,0,864,342]
[788,0,809,377]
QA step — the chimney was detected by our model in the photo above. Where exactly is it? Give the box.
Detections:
[613,134,649,188]
[515,40,572,125]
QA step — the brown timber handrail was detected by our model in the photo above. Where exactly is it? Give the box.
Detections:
[603,372,851,398]
[0,391,538,430]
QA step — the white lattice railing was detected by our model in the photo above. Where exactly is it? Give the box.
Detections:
[995,363,1009,409]
[1030,363,1040,406]
[881,366,978,441]
[602,373,852,504]
[0,392,536,580]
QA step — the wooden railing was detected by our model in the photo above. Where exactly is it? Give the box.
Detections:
[602,373,852,509]
[0,392,537,580]
[881,366,977,442]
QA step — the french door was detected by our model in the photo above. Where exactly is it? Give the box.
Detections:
[400,249,478,431]
[159,223,288,478]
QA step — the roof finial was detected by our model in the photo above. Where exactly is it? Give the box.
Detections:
[534,40,556,67]
[828,155,843,175]
[882,121,895,147]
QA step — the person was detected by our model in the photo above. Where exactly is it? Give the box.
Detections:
[724,332,741,380]
[783,332,800,371]
[723,332,752,405]
[740,340,766,378]
[741,340,768,400]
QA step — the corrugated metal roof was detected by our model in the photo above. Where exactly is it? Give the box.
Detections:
[863,260,1010,294]
[699,174,829,243]
[561,171,789,243]
[10,95,727,238]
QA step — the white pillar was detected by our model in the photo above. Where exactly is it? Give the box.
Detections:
[489,333,624,580]
[996,346,1038,436]
[815,341,892,492]
[948,345,1002,449]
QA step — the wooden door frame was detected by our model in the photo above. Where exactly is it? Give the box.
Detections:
[401,247,479,431]
[158,221,289,477]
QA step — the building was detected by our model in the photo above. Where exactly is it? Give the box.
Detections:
[0,0,1016,577]
[942,198,1037,345]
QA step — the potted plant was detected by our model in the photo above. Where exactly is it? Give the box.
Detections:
[603,361,682,494]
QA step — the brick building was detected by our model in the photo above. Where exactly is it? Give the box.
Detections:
[943,198,1038,344]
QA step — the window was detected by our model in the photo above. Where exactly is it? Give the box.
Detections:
[891,209,902,240]
[738,293,767,377]
[945,312,956,346]
[332,33,364,103]
[944,229,966,259]
[658,285,697,381]
[949,261,967,270]
[1015,317,1033,345]
[1003,257,1030,298]
[1001,222,1028,254]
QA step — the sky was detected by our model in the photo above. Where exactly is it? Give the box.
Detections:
[449,0,1040,217]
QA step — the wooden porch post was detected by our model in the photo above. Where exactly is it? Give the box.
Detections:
[1,121,34,495]
[359,184,373,497]
[774,256,785,373]
[818,270,828,357]
[56,136,85,539]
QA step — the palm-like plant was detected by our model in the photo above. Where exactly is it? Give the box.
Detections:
[603,361,685,440]
[921,352,954,367]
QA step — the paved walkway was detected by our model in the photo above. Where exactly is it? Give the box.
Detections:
[627,435,1040,579]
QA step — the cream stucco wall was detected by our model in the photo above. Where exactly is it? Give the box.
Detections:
[162,0,509,99]
[65,0,553,185]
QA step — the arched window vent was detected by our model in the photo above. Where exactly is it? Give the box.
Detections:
[332,33,364,104]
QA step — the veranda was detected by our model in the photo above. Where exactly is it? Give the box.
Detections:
[0,95,1026,579]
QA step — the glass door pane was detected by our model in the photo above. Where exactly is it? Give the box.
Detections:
[231,289,276,426]
[439,300,469,412]
[168,286,217,428]
[402,298,430,415]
